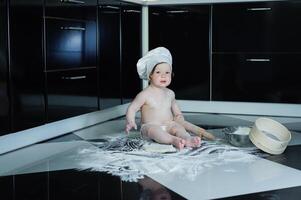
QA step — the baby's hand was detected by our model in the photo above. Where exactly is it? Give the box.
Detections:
[125,121,137,134]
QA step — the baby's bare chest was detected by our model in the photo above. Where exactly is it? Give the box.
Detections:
[145,95,172,109]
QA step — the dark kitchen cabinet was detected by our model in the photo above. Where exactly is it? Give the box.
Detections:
[98,1,122,109]
[15,172,48,200]
[212,1,301,53]
[9,0,45,132]
[45,0,98,122]
[149,5,210,100]
[0,0,10,135]
[121,3,141,104]
[49,170,99,200]
[0,175,13,200]
[212,54,301,103]
[49,169,122,200]
[98,1,141,108]
[45,18,97,70]
[45,0,97,20]
[46,68,98,122]
[212,1,301,104]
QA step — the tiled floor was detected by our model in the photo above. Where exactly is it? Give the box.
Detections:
[1,113,301,200]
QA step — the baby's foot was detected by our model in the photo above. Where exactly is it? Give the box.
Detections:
[172,137,185,150]
[185,136,201,148]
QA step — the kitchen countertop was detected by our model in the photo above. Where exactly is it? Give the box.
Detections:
[1,113,301,199]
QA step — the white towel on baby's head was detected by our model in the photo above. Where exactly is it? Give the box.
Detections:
[137,47,172,80]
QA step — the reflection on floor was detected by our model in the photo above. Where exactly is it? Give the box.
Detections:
[1,113,301,200]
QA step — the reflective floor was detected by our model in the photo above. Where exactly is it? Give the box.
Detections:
[1,113,301,200]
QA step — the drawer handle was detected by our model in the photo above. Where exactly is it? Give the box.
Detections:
[100,5,120,10]
[166,10,188,14]
[247,7,272,11]
[123,10,141,13]
[60,26,86,31]
[246,58,271,62]
[62,75,86,80]
[60,0,85,4]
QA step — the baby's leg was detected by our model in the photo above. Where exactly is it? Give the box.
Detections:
[141,124,185,150]
[169,123,201,148]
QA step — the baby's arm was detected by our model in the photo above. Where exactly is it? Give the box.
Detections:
[171,97,215,140]
[125,92,146,133]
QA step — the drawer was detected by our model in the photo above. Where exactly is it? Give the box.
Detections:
[46,68,98,122]
[212,53,301,104]
[45,0,97,20]
[45,18,96,70]
[212,1,301,53]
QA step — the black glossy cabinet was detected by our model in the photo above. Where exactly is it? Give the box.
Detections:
[121,3,141,104]
[212,1,301,104]
[213,2,301,53]
[49,170,122,200]
[45,0,98,122]
[212,54,301,103]
[0,170,123,200]
[0,175,13,200]
[46,68,98,122]
[98,1,141,108]
[15,172,48,200]
[45,0,97,71]
[149,5,210,100]
[98,1,122,109]
[45,0,97,20]
[0,0,10,135]
[45,18,97,70]
[9,0,45,132]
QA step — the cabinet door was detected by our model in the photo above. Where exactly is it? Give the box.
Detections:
[45,0,97,20]
[149,5,210,100]
[15,172,48,200]
[121,3,141,104]
[0,175,13,200]
[46,18,97,70]
[49,169,122,200]
[212,54,301,103]
[9,0,45,132]
[98,3,122,109]
[46,68,98,122]
[213,2,301,53]
[0,0,10,135]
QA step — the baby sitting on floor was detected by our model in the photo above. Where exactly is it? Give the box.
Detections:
[125,47,215,149]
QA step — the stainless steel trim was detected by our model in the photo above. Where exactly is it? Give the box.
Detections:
[142,6,149,89]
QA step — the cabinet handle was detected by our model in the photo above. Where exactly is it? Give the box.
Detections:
[62,75,87,80]
[123,10,141,13]
[60,26,86,31]
[246,7,272,11]
[246,58,271,62]
[166,10,188,14]
[100,5,120,10]
[60,0,85,4]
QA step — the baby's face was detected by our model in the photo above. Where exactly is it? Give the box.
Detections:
[150,63,172,88]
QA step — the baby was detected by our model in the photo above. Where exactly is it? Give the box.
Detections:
[125,47,215,149]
